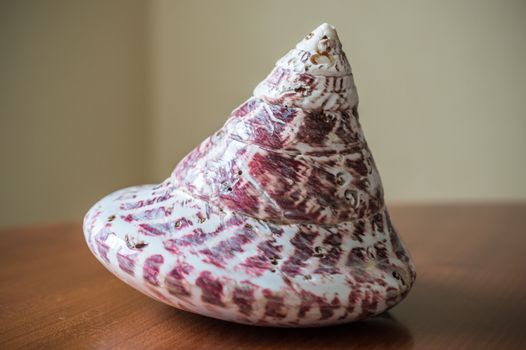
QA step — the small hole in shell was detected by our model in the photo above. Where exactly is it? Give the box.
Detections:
[313,246,324,256]
[323,114,333,123]
[175,220,182,228]
[134,242,148,249]
[107,215,116,222]
[304,274,312,280]
[393,271,406,285]
[220,182,233,193]
[125,235,148,250]
[336,173,345,186]
[345,190,358,207]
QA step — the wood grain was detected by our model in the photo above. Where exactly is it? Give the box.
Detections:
[1,204,525,349]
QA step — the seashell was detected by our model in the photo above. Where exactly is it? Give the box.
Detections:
[83,23,416,327]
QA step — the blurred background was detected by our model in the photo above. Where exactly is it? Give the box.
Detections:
[1,0,525,228]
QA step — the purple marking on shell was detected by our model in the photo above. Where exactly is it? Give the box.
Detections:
[196,271,225,307]
[117,250,138,276]
[143,254,163,286]
[165,261,193,298]
[232,281,257,316]
[83,23,415,327]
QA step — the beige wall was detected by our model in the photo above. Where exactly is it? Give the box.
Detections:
[1,0,525,227]
[0,0,150,227]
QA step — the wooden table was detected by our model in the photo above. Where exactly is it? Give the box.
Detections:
[1,204,525,349]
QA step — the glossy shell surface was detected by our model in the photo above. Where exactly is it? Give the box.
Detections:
[83,23,416,327]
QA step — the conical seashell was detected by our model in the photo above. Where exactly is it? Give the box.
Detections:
[84,23,416,327]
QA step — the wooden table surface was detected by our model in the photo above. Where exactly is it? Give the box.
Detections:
[1,204,525,349]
